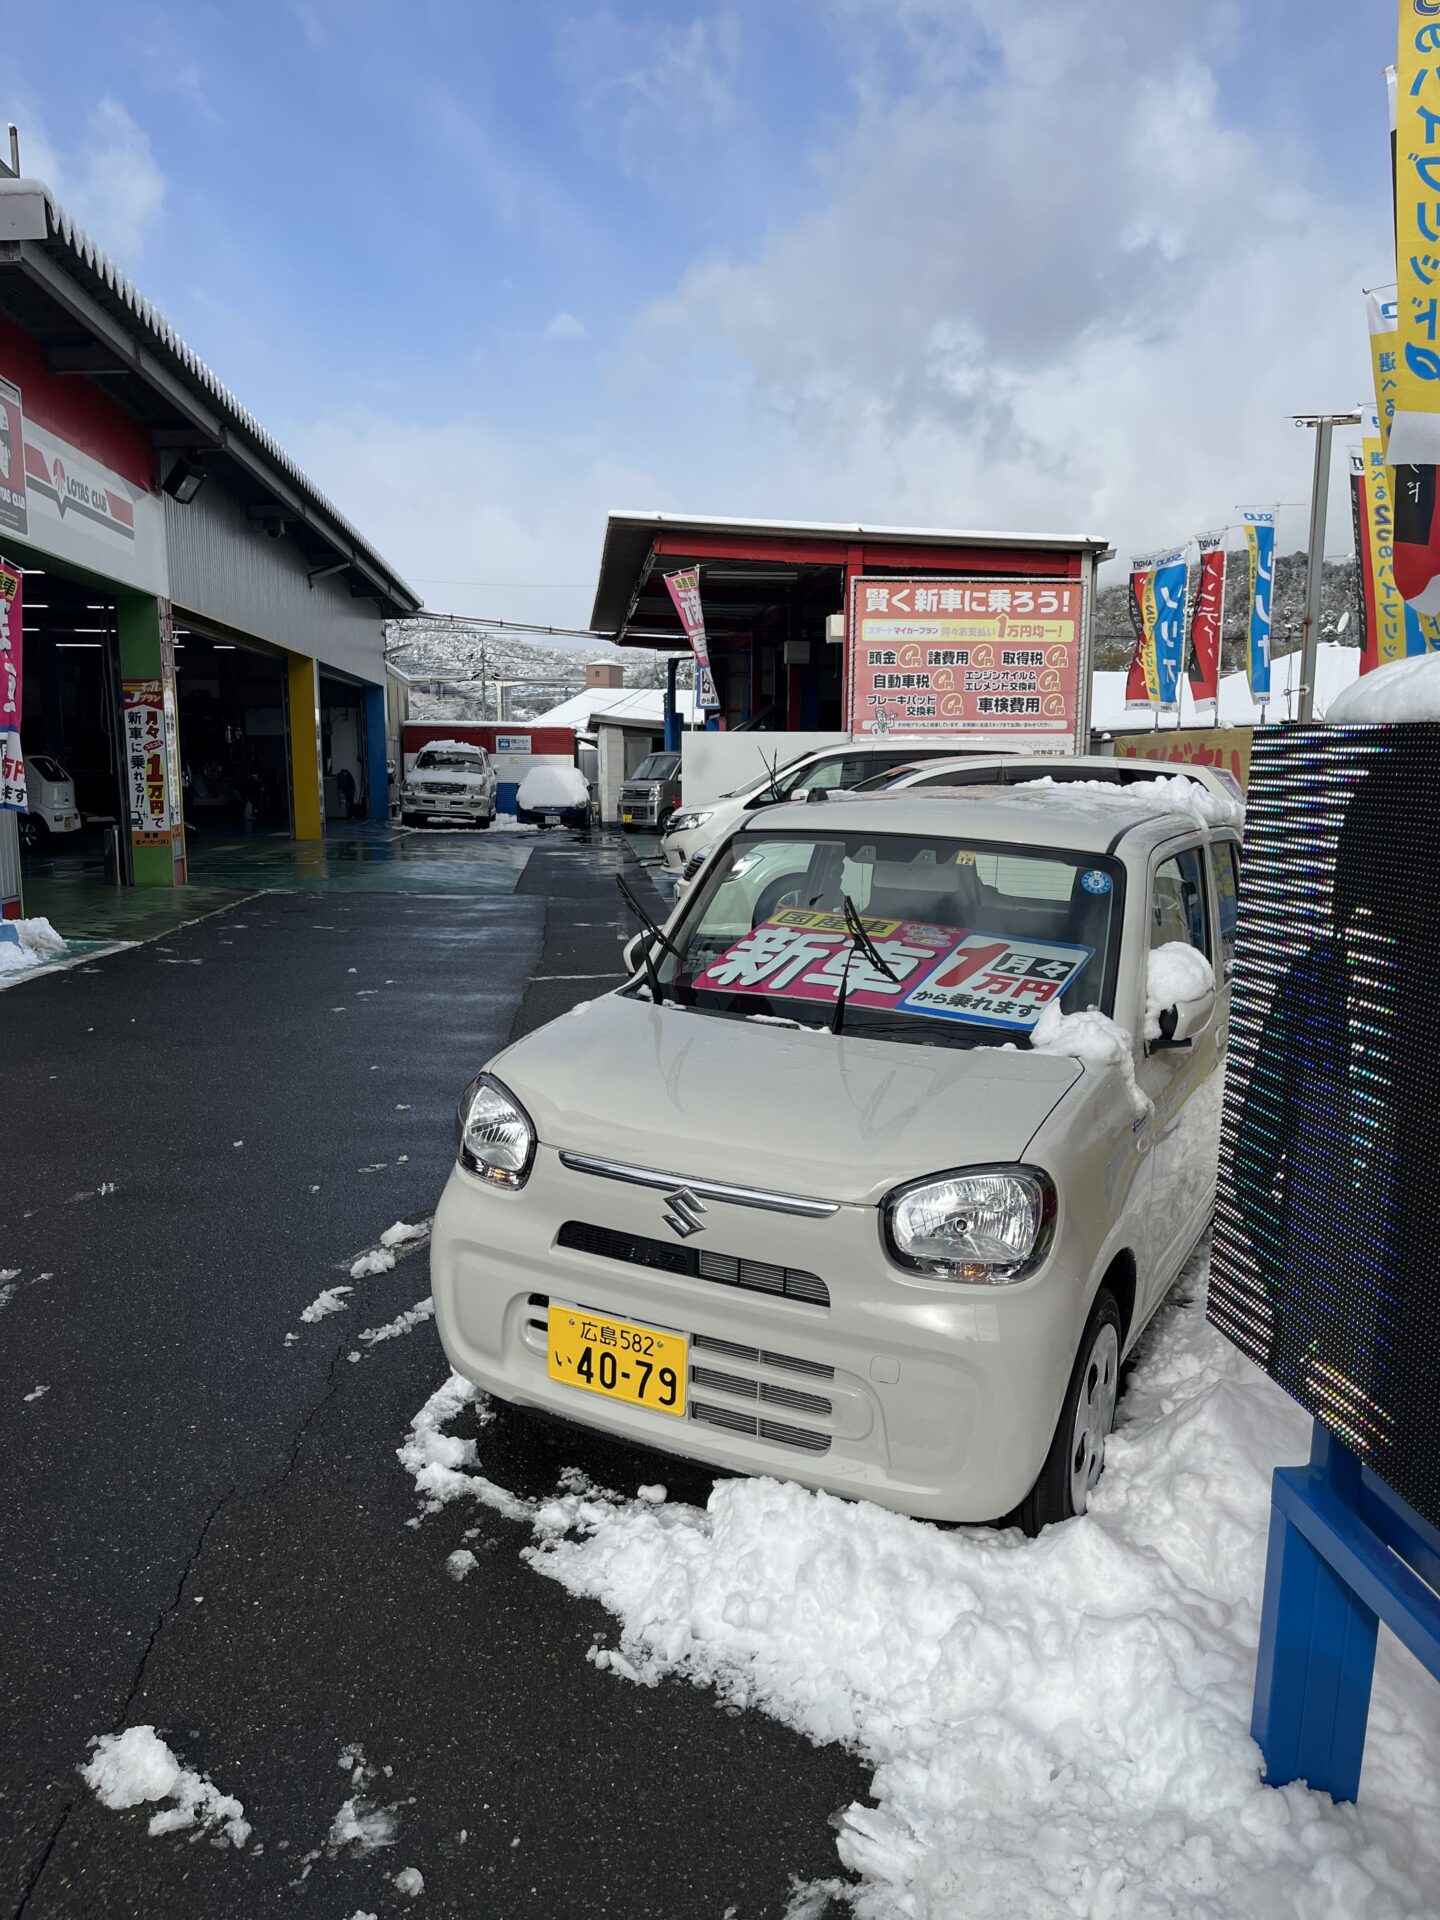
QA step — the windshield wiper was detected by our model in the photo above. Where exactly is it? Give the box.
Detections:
[616,875,681,1007]
[833,893,899,1037]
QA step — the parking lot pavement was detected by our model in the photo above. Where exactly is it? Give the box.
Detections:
[2,834,865,1920]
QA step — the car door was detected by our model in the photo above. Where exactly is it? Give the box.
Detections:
[1134,840,1225,1304]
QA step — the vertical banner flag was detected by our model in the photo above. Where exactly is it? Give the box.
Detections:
[1124,553,1159,708]
[1242,510,1274,706]
[0,560,24,812]
[1151,548,1189,711]
[1185,532,1226,720]
[663,567,720,711]
[1351,450,1381,673]
[1389,5,1440,466]
[1373,280,1440,613]
[1364,409,1410,663]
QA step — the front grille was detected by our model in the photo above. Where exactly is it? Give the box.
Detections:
[417,780,466,794]
[691,1333,834,1380]
[690,1401,831,1454]
[556,1221,830,1309]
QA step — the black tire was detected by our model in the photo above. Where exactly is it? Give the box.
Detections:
[751,870,810,927]
[400,812,418,828]
[1016,1288,1122,1537]
[18,814,43,853]
[476,811,492,831]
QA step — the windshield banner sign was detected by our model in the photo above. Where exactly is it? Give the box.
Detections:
[847,576,1085,745]
[693,911,1091,1032]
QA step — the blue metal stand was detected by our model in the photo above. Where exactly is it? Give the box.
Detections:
[1252,1422,1440,1802]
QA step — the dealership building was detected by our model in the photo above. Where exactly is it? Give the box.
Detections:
[0,170,417,909]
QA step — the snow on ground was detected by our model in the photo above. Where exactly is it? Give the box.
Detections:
[81,1726,251,1847]
[399,1268,1440,1919]
[0,916,67,976]
[359,1297,435,1348]
[299,1285,352,1324]
[350,1248,396,1280]
[380,1220,428,1248]
[393,1865,425,1896]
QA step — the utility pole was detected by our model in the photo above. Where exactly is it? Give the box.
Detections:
[1293,412,1361,722]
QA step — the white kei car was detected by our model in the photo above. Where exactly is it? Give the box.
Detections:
[431,784,1240,1532]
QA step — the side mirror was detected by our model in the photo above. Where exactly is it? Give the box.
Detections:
[1152,985,1217,1049]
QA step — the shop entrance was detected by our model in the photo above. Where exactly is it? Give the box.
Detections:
[320,674,368,821]
[16,564,127,882]
[173,630,290,834]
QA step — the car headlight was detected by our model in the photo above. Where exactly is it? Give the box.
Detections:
[667,809,713,834]
[456,1073,536,1188]
[882,1166,1055,1283]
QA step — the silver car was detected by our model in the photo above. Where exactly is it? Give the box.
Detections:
[432,786,1239,1531]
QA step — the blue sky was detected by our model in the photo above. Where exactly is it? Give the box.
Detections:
[3,1,1402,628]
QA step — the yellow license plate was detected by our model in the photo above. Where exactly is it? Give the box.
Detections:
[547,1304,687,1417]
[622,813,634,824]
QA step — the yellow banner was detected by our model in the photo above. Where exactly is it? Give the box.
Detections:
[1139,568,1160,704]
[1391,5,1440,464]
[1368,287,1400,460]
[1364,433,1410,662]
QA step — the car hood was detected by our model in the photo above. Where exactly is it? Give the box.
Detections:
[490,993,1083,1207]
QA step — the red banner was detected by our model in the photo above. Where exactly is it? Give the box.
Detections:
[1184,534,1225,719]
[0,560,24,812]
[1123,557,1156,709]
[663,567,719,710]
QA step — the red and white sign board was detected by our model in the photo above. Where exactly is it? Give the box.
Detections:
[847,575,1085,748]
[0,374,168,596]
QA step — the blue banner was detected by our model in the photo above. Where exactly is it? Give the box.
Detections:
[1243,511,1274,704]
[1151,548,1189,710]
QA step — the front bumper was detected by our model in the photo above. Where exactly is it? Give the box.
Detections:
[619,791,665,828]
[404,791,491,819]
[430,1146,1087,1522]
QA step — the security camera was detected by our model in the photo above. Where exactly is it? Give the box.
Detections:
[263,519,285,539]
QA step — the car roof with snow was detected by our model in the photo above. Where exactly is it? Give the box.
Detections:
[735,781,1240,859]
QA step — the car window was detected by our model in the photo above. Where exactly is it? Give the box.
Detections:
[786,756,848,796]
[1151,847,1210,955]
[417,750,485,772]
[1212,839,1240,978]
[664,829,1123,1048]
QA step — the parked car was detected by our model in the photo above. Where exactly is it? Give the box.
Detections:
[400,742,497,829]
[432,783,1240,1532]
[660,740,1017,882]
[850,751,1244,810]
[619,751,682,832]
[516,764,591,831]
[19,753,82,851]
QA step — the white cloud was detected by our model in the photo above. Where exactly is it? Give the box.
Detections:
[543,311,589,342]
[633,0,1378,571]
[555,11,741,177]
[22,99,165,265]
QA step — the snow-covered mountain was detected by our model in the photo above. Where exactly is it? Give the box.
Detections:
[385,621,691,722]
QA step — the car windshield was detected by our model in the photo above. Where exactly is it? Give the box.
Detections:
[657,829,1121,1049]
[719,752,811,800]
[417,750,482,771]
[632,753,680,780]
[27,754,67,781]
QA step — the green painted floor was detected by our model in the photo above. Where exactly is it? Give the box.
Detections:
[20,822,536,943]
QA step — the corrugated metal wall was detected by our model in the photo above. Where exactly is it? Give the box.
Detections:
[163,480,386,683]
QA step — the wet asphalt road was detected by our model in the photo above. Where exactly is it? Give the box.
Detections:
[1,835,865,1920]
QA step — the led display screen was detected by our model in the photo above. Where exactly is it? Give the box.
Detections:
[1210,724,1440,1531]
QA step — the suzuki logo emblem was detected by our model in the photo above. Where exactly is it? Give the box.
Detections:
[663,1188,707,1239]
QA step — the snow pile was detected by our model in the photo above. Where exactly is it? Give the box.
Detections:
[360,1297,435,1347]
[81,1726,251,1847]
[1012,771,1244,827]
[1144,941,1216,1042]
[402,1276,1440,1919]
[394,1866,425,1897]
[1029,998,1151,1119]
[517,765,589,811]
[445,1548,478,1581]
[350,1248,396,1279]
[329,1797,399,1853]
[0,915,67,976]
[300,1285,352,1323]
[1326,652,1440,722]
[380,1220,429,1248]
